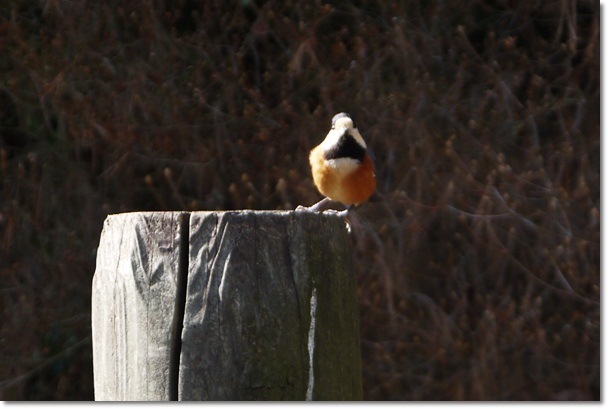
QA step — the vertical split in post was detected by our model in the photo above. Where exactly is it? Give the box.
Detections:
[306,287,318,401]
[169,212,191,401]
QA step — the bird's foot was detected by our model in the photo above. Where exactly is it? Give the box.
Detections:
[296,199,354,218]
[325,206,354,234]
[296,200,355,234]
[322,206,353,218]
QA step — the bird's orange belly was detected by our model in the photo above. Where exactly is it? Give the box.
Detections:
[309,146,375,206]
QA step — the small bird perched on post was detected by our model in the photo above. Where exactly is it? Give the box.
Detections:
[298,112,376,216]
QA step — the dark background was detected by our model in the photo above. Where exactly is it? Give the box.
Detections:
[0,0,599,400]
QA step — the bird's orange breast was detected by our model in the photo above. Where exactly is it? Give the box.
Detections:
[309,145,376,206]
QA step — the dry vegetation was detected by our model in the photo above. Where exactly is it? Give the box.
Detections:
[0,0,599,401]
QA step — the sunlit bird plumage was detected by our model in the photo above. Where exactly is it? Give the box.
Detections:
[298,112,375,216]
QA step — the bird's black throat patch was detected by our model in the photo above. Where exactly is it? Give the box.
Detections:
[324,132,366,162]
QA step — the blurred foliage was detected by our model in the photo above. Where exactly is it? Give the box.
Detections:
[0,0,599,401]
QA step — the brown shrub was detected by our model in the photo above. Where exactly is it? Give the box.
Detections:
[0,0,599,400]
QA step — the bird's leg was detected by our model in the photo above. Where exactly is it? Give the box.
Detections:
[296,197,333,212]
[310,197,333,212]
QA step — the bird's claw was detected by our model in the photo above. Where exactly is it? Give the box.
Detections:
[322,208,350,218]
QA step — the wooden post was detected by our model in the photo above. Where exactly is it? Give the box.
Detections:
[91,211,363,401]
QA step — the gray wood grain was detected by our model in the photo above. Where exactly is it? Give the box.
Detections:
[91,212,182,401]
[179,211,362,400]
[92,211,362,401]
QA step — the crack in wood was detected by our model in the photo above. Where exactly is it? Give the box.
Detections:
[169,212,191,401]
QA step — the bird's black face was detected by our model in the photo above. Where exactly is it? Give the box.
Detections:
[323,130,366,162]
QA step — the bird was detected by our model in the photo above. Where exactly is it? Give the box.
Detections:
[298,112,376,216]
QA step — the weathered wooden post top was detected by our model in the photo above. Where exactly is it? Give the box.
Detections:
[91,210,362,401]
